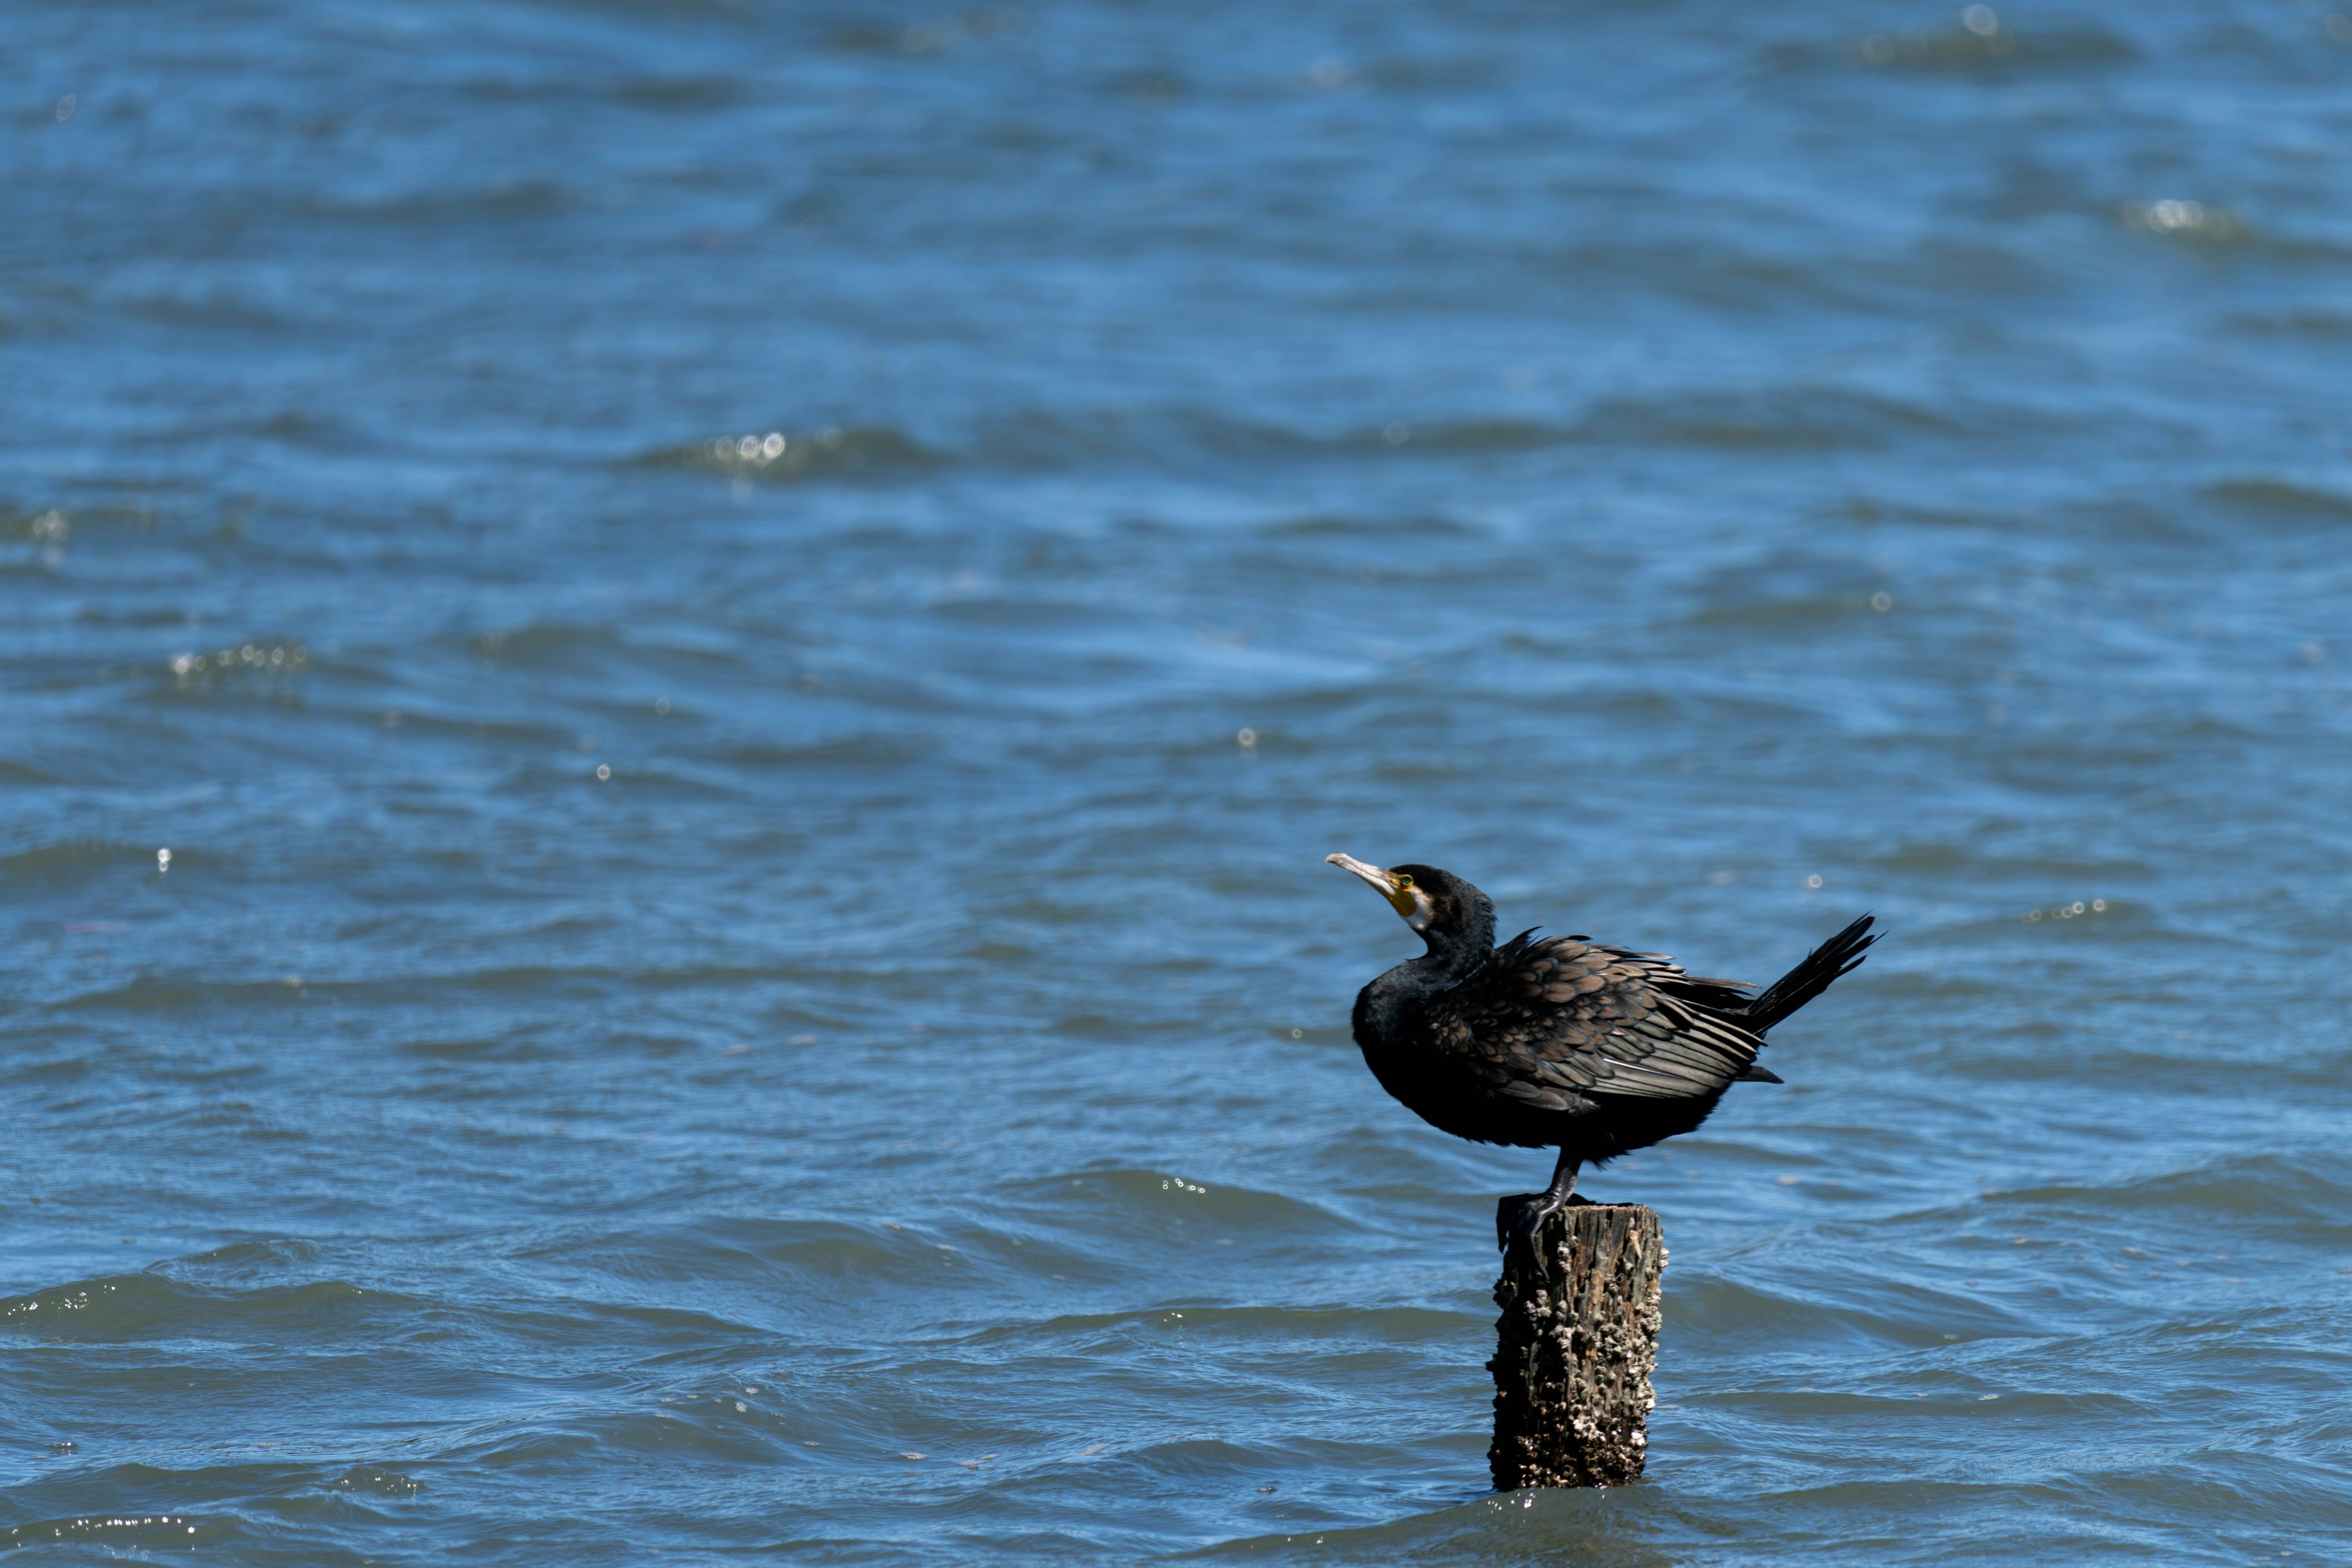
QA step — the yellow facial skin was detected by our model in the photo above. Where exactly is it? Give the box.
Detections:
[1325,853,1416,917]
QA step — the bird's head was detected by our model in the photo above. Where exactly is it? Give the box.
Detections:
[1325,854,1494,957]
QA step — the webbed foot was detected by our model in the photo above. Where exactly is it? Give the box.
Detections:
[1495,1191,1593,1264]
[1494,1155,1584,1270]
[1495,1193,1540,1254]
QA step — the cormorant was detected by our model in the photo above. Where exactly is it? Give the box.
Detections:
[1326,854,1876,1260]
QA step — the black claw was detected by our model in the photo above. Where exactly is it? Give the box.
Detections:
[1498,1154,1585,1268]
[1495,1193,1542,1253]
[1499,1194,1561,1273]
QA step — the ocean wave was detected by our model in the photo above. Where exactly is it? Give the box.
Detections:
[635,424,943,484]
[0,1272,394,1344]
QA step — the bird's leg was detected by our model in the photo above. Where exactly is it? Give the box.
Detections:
[1496,1150,1583,1265]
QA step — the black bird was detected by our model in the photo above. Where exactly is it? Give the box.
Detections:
[1326,854,1876,1259]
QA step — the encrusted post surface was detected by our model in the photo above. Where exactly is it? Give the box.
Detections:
[1487,1202,1665,1491]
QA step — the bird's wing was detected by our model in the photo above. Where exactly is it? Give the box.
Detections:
[1426,933,1765,1103]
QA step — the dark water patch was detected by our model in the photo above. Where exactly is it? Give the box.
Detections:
[639,425,944,485]
[1192,1487,1673,1566]
[967,1301,1479,1352]
[630,393,1961,491]
[1,1510,207,1556]
[104,284,308,336]
[466,621,631,667]
[1979,1156,2352,1228]
[608,74,748,111]
[0,840,168,892]
[330,1463,424,1496]
[1007,1169,1355,1242]
[524,1213,953,1295]
[1574,386,1961,454]
[173,1237,329,1279]
[1351,417,1567,456]
[0,755,69,784]
[0,1273,394,1344]
[718,735,941,769]
[0,505,80,544]
[2223,308,2352,339]
[294,178,579,228]
[52,973,334,1015]
[1256,511,1484,541]
[2199,478,2352,526]
[444,1402,805,1472]
[140,639,314,698]
[339,958,815,1002]
[1677,588,1886,634]
[974,391,1963,470]
[400,1032,568,1063]
[1667,1272,2035,1353]
[1829,20,2140,78]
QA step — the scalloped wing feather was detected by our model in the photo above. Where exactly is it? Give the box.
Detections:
[1426,936,1765,1102]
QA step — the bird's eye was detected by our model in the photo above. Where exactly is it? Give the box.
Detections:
[1394,875,1414,890]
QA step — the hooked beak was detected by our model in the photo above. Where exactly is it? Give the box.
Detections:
[1326,852,1415,917]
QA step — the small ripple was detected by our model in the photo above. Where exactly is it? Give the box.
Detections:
[0,1273,393,1344]
[1007,1167,1357,1238]
[1669,1271,2038,1352]
[2201,478,2352,525]
[1193,1485,1671,1564]
[1841,18,2136,75]
[0,839,165,891]
[719,735,940,769]
[519,1213,963,1295]
[1981,1155,2352,1226]
[636,424,942,483]
[2,1513,207,1554]
[963,1302,1479,1352]
[175,1237,328,1278]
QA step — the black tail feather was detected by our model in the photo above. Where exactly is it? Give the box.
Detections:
[1742,913,1877,1033]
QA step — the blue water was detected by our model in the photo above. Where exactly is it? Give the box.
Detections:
[6,2,2351,1561]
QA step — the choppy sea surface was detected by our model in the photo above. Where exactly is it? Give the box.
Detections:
[6,1,2351,1561]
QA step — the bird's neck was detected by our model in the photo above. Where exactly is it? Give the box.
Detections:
[1351,882,1500,1056]
[1363,918,1495,1017]
[1419,905,1496,982]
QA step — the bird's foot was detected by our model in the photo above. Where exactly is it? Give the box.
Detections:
[1495,1191,1593,1265]
[1499,1193,1557,1273]
[1496,1193,1537,1254]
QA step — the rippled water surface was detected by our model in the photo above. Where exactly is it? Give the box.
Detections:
[7,1,2352,1562]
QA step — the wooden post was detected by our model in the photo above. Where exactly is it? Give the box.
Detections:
[1488,1202,1665,1490]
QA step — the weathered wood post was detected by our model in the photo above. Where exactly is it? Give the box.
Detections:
[1488,1202,1665,1490]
